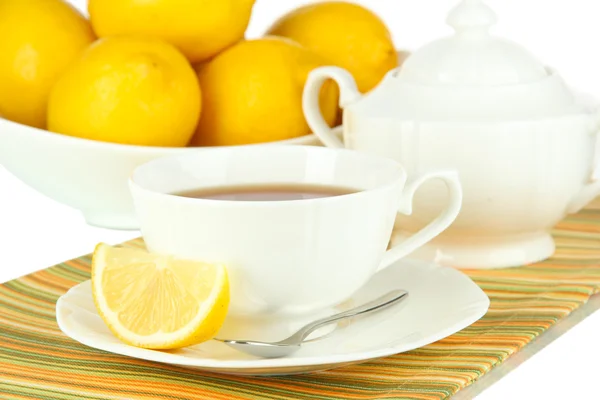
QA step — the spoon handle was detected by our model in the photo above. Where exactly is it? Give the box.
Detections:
[285,289,409,344]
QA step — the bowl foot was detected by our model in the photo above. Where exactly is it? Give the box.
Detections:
[83,211,140,231]
[391,230,555,269]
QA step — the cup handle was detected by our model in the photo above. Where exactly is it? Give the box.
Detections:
[303,66,362,149]
[376,171,463,273]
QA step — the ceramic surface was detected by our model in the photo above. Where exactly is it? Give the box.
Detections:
[129,145,462,321]
[56,258,490,376]
[303,0,600,268]
[0,116,324,230]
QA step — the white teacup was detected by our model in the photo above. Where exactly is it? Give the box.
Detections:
[130,146,462,324]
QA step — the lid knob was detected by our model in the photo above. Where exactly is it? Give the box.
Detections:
[447,0,497,36]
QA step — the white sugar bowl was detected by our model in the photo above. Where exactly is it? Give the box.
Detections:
[303,0,600,269]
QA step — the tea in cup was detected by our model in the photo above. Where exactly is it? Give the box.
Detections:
[129,146,461,325]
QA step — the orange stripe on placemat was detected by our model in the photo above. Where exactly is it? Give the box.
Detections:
[2,199,600,399]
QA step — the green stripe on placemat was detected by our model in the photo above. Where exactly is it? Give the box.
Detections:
[2,201,600,400]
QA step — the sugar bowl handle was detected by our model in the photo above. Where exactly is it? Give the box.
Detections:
[303,66,362,149]
[567,112,600,214]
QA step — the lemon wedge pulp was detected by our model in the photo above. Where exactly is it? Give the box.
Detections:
[91,243,229,349]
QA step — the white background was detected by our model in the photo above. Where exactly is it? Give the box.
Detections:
[1,1,599,399]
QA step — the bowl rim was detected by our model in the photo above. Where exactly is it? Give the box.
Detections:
[0,116,332,153]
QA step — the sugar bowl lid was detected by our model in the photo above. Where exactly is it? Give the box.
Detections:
[362,0,584,120]
[398,0,549,86]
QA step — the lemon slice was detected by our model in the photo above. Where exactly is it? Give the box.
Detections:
[91,243,229,349]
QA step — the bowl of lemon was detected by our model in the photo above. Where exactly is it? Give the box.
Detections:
[0,0,402,229]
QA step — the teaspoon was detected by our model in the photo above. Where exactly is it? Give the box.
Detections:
[215,289,408,358]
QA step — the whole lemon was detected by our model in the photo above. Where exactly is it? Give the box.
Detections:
[267,1,398,93]
[0,0,95,128]
[88,0,256,64]
[190,37,338,147]
[48,37,201,147]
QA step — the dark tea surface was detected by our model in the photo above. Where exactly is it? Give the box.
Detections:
[173,183,358,201]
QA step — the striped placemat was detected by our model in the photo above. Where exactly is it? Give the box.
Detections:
[2,200,600,400]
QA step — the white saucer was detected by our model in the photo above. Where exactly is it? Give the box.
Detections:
[56,259,489,376]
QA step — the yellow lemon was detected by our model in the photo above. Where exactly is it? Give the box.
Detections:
[88,0,256,64]
[0,0,95,128]
[191,37,338,147]
[267,1,398,93]
[92,243,229,350]
[48,37,201,147]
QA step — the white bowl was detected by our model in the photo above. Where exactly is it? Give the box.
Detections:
[0,117,330,230]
